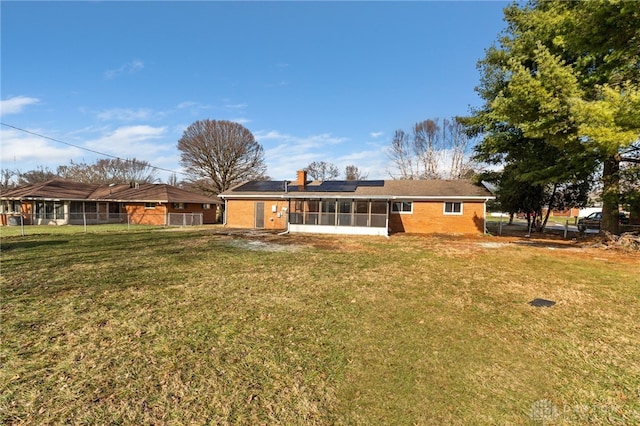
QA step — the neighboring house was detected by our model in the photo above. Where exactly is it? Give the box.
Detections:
[219,170,495,236]
[0,180,220,226]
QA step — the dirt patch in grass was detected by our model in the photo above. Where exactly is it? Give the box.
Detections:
[206,226,640,264]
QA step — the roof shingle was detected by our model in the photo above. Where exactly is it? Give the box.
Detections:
[221,179,494,199]
[1,180,220,204]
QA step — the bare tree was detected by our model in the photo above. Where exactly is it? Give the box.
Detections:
[177,119,266,195]
[304,161,340,181]
[1,169,17,190]
[413,119,442,179]
[57,158,159,184]
[344,165,368,180]
[167,173,179,186]
[443,118,475,179]
[17,166,58,185]
[387,130,417,179]
[387,117,476,180]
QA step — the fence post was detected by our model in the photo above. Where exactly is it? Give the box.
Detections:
[564,220,568,239]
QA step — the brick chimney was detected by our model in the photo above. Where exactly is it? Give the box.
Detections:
[297,170,307,189]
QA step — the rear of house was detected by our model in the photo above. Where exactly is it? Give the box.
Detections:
[219,171,494,236]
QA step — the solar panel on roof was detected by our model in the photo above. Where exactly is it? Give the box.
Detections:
[356,180,385,187]
[233,179,384,193]
[234,181,288,192]
[313,181,358,192]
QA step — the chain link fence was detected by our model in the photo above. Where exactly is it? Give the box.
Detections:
[2,212,204,236]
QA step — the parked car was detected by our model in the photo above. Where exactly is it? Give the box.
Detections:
[577,211,629,231]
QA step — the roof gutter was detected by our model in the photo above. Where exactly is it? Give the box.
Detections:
[219,194,495,201]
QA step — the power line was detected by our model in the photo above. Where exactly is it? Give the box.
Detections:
[1,122,186,177]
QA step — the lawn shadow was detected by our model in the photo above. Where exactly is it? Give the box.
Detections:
[1,239,69,251]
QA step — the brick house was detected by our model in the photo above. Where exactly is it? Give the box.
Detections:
[0,180,220,226]
[218,171,495,236]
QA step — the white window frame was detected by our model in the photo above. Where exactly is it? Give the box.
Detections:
[172,202,185,210]
[144,202,157,209]
[391,201,413,214]
[0,201,18,213]
[202,203,212,210]
[443,201,463,215]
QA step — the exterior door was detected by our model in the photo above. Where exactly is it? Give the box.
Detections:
[98,202,108,222]
[255,202,265,228]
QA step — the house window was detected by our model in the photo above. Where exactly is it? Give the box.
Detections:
[391,201,413,214]
[202,203,212,209]
[35,201,64,220]
[444,202,463,215]
[145,202,157,209]
[1,200,21,213]
[172,203,185,209]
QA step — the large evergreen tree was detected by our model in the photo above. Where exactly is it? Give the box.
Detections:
[467,0,640,234]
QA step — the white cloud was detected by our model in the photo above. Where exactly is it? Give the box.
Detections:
[255,130,352,179]
[175,101,214,117]
[85,125,169,157]
[177,101,197,109]
[0,96,40,116]
[230,117,251,125]
[224,103,248,110]
[370,131,384,139]
[104,60,144,79]
[96,108,162,122]
[0,128,83,169]
[254,129,394,180]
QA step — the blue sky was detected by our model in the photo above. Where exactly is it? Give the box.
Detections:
[1,1,508,182]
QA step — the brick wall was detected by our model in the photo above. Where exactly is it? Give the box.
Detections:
[389,200,485,234]
[226,198,486,234]
[226,199,288,230]
[126,203,168,225]
[166,203,218,224]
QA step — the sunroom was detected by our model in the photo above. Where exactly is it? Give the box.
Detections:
[287,198,389,236]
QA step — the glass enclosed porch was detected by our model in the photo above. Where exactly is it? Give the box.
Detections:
[287,198,389,236]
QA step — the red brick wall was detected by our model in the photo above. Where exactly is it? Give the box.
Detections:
[226,198,486,234]
[126,204,168,225]
[166,203,218,224]
[389,201,486,234]
[125,203,218,225]
[225,199,288,230]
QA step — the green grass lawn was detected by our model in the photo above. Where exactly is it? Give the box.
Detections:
[1,228,639,425]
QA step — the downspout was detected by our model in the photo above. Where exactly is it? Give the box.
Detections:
[223,199,228,225]
[277,221,290,235]
[484,198,488,234]
[277,198,290,235]
[385,199,390,239]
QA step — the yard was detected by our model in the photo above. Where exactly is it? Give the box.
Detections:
[1,226,639,424]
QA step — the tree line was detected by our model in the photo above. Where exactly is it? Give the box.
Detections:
[1,158,160,190]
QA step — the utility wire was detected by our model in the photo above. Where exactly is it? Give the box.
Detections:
[1,122,186,176]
